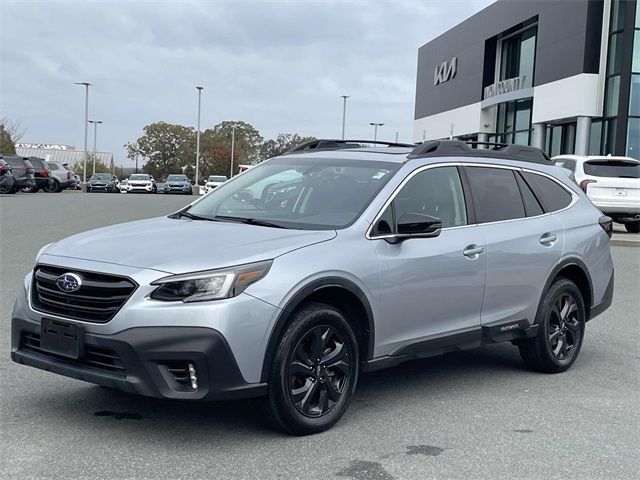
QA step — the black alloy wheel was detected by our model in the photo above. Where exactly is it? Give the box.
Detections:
[0,175,15,194]
[43,178,60,193]
[546,293,581,360]
[519,278,585,373]
[265,302,359,435]
[288,326,351,417]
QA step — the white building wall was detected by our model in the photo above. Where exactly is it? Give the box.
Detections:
[413,102,482,142]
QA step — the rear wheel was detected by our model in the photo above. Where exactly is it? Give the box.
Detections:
[624,221,640,233]
[265,302,359,435]
[0,175,15,194]
[43,179,60,193]
[21,185,39,193]
[519,278,585,373]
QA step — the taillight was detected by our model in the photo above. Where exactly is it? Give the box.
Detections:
[41,169,48,177]
[67,172,72,180]
[580,179,596,193]
[599,216,613,238]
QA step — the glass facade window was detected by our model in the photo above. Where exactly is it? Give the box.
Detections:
[628,118,640,158]
[499,26,536,88]
[495,97,532,146]
[605,76,621,116]
[608,32,624,74]
[630,75,640,115]
[634,31,640,72]
[610,0,626,32]
[545,124,575,157]
[588,120,603,155]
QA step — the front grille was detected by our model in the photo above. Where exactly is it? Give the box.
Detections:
[21,331,125,373]
[31,265,137,323]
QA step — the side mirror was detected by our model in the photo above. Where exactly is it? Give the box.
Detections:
[385,213,442,243]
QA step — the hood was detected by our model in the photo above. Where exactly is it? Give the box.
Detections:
[43,216,337,274]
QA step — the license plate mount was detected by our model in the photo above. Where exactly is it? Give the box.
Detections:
[40,318,83,359]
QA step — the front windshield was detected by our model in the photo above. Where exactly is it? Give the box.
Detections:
[187,157,400,230]
[167,175,187,181]
[91,174,111,180]
[130,174,150,180]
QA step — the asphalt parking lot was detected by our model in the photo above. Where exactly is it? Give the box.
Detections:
[1,191,639,480]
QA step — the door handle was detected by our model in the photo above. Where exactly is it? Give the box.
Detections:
[463,244,484,259]
[539,233,558,247]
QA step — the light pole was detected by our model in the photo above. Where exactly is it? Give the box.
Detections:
[195,86,203,188]
[340,95,349,139]
[229,124,236,178]
[75,82,91,184]
[88,120,102,175]
[369,122,384,143]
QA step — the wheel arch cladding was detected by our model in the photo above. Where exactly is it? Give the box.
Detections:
[260,277,374,383]
[545,259,593,319]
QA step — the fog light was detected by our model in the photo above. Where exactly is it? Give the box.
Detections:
[188,363,198,389]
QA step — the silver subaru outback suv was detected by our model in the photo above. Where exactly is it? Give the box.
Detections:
[11,140,614,435]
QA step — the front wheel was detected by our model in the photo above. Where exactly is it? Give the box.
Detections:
[519,278,585,373]
[625,221,640,234]
[265,302,359,435]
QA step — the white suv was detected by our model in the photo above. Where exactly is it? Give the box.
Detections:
[554,155,640,233]
[204,175,228,194]
[120,173,156,194]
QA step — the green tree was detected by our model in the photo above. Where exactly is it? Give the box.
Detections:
[70,155,111,178]
[125,122,195,180]
[259,133,317,160]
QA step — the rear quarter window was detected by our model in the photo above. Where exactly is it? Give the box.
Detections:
[583,160,640,178]
[522,172,573,213]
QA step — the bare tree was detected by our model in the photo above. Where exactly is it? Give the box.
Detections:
[0,117,26,143]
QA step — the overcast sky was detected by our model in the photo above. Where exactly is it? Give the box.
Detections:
[1,0,493,165]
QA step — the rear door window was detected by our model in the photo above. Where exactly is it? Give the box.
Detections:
[521,172,573,212]
[583,160,640,178]
[465,167,525,223]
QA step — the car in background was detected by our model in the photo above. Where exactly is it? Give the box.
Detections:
[238,165,252,174]
[70,175,81,190]
[163,174,192,195]
[0,158,15,194]
[120,173,156,193]
[45,162,75,192]
[554,155,640,233]
[20,157,52,193]
[87,173,120,193]
[204,175,228,194]
[1,156,35,193]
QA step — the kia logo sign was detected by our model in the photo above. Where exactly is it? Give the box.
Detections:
[434,57,457,86]
[56,273,82,293]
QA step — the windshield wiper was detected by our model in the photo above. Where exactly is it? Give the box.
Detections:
[213,215,287,229]
[170,210,213,221]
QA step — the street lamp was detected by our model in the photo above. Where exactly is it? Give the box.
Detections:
[340,95,349,140]
[88,120,103,175]
[369,122,384,143]
[195,86,203,188]
[75,82,91,184]
[229,123,237,178]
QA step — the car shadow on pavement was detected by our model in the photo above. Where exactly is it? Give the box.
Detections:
[15,342,534,439]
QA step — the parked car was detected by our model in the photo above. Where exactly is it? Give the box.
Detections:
[163,174,192,195]
[0,158,15,193]
[120,173,156,193]
[1,155,35,193]
[11,140,614,435]
[45,162,75,192]
[87,173,119,193]
[20,157,51,193]
[70,175,81,190]
[204,175,228,194]
[554,154,640,233]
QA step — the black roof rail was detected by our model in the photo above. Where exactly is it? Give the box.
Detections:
[407,140,552,164]
[284,139,416,154]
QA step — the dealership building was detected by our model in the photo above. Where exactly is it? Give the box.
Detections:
[414,0,640,159]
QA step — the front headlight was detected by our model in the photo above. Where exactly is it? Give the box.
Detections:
[149,260,272,302]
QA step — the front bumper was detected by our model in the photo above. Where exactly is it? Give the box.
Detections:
[11,318,266,400]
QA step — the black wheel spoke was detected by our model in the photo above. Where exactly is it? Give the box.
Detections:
[548,329,561,344]
[325,379,341,402]
[291,379,313,404]
[322,340,347,365]
[289,360,314,377]
[565,318,580,334]
[298,381,318,414]
[317,387,329,413]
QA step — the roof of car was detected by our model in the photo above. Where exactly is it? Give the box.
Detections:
[554,154,639,163]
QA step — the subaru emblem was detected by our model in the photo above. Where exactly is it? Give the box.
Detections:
[56,272,82,293]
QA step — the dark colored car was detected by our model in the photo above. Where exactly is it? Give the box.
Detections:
[21,157,52,193]
[163,174,192,195]
[1,156,35,193]
[87,173,119,193]
[0,159,15,193]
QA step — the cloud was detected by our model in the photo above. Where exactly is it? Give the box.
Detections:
[1,0,493,163]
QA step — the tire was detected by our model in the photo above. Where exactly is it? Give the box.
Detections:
[0,176,15,194]
[264,302,359,435]
[21,185,39,193]
[519,278,586,373]
[43,179,60,193]
[624,221,640,234]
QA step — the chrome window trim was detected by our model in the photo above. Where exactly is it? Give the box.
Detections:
[366,161,579,240]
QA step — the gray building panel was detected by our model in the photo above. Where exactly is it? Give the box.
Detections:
[415,0,601,120]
